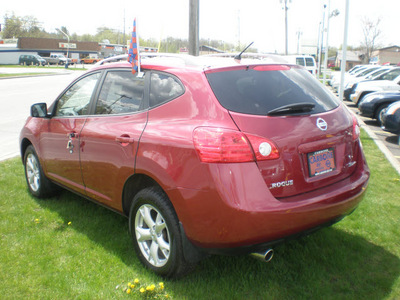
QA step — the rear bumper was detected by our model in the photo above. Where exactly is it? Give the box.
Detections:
[171,145,369,250]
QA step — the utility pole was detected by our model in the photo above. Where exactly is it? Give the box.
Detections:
[189,0,199,56]
[280,0,291,55]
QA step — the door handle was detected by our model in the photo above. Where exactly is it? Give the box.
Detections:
[115,135,135,144]
[67,132,78,139]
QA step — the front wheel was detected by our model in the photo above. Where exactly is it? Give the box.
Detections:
[129,187,193,278]
[23,145,59,198]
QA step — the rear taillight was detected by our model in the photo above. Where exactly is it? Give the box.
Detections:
[193,127,279,163]
[352,115,360,141]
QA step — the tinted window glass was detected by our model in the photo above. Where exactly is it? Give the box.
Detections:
[305,58,315,66]
[55,73,100,116]
[206,66,339,116]
[296,58,305,66]
[96,71,145,114]
[379,69,400,80]
[149,72,184,107]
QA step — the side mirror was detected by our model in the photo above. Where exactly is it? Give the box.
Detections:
[31,103,48,118]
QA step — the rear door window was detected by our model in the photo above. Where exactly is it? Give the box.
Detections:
[206,65,339,116]
[95,70,145,115]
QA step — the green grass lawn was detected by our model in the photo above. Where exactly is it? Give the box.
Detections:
[1,130,399,299]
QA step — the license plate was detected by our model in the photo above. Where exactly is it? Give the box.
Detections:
[307,148,336,177]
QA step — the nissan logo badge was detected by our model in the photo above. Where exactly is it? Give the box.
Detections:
[316,118,328,131]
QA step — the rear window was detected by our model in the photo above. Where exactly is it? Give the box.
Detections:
[205,66,339,116]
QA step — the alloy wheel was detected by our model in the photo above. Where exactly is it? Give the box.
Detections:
[135,204,171,267]
[26,153,40,192]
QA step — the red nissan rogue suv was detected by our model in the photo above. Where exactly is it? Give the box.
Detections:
[20,53,370,278]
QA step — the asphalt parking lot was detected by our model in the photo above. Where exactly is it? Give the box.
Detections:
[343,99,400,174]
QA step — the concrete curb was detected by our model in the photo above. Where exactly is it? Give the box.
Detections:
[358,117,400,176]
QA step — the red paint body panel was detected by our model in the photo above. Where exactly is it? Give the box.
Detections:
[20,58,370,253]
[79,112,148,210]
[40,117,87,193]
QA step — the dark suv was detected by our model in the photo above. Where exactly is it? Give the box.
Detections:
[19,54,46,66]
[20,54,370,278]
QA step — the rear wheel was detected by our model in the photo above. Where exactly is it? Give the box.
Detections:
[23,145,59,198]
[129,187,193,278]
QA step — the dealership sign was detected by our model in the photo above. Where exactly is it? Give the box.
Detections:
[59,43,77,49]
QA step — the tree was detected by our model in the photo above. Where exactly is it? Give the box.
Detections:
[360,17,382,64]
[3,13,48,38]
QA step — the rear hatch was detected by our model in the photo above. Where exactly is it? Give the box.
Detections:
[205,64,359,198]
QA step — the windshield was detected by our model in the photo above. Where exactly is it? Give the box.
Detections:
[206,65,340,116]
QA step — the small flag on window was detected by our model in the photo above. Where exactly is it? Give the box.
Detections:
[128,18,140,74]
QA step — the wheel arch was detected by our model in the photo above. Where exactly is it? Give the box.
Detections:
[357,91,373,105]
[122,173,168,217]
[20,138,33,162]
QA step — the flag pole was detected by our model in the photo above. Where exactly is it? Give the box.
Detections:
[127,18,141,76]
[136,18,141,74]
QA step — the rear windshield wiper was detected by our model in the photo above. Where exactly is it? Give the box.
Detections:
[267,103,315,116]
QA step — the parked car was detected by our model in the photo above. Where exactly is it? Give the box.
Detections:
[283,55,317,76]
[381,101,400,135]
[358,91,400,125]
[80,56,101,64]
[350,74,400,106]
[20,53,370,278]
[330,65,376,90]
[43,54,72,65]
[19,54,46,66]
[343,66,395,100]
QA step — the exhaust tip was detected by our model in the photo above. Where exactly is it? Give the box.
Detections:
[251,249,274,262]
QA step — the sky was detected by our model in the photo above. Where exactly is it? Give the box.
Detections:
[2,0,400,54]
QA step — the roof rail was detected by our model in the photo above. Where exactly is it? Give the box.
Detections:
[95,52,203,66]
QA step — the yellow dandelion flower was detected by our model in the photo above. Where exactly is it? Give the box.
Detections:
[126,288,131,294]
[159,282,165,290]
[128,282,132,287]
[34,219,40,223]
[68,221,72,226]
[140,287,145,293]
[134,278,139,284]
[130,284,135,289]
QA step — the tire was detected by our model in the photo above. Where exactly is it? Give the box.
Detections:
[129,187,193,278]
[23,145,59,198]
[375,104,389,126]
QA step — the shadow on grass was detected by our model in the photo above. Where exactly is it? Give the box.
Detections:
[36,190,400,300]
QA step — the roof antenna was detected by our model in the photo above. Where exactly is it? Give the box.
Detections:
[234,42,254,61]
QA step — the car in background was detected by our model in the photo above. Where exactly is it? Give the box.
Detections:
[350,74,400,106]
[358,91,400,125]
[20,53,370,278]
[283,55,317,76]
[43,54,72,65]
[381,101,400,135]
[330,65,375,90]
[81,56,101,64]
[19,54,46,66]
[343,66,395,100]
